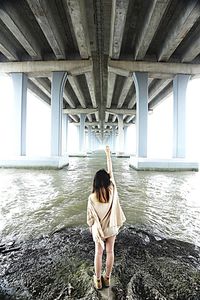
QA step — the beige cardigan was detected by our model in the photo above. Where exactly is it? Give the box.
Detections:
[87,179,126,249]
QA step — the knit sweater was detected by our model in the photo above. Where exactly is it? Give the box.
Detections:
[87,179,126,249]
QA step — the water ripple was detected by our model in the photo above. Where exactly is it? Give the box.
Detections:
[0,155,200,246]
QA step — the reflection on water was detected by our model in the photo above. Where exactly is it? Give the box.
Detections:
[0,152,200,246]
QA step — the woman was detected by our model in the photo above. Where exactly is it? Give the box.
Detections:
[87,146,126,290]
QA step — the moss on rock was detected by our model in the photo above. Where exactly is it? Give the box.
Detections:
[0,226,199,299]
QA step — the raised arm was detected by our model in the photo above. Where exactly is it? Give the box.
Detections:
[105,145,113,179]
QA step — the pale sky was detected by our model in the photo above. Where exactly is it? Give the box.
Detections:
[0,74,200,160]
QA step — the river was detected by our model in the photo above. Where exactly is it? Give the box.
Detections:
[0,152,200,246]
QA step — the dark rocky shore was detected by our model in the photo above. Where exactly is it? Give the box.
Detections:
[0,226,200,300]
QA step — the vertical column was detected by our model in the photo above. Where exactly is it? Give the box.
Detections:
[88,126,92,152]
[133,72,148,157]
[124,126,128,153]
[111,126,116,153]
[173,74,190,158]
[12,73,28,156]
[62,113,68,155]
[117,114,124,154]
[79,113,86,153]
[51,71,67,156]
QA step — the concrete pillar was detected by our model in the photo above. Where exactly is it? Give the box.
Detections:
[88,126,92,152]
[12,73,28,156]
[124,126,128,153]
[79,113,86,153]
[117,114,124,154]
[173,74,190,158]
[51,71,67,156]
[111,126,116,153]
[62,114,68,154]
[133,72,148,157]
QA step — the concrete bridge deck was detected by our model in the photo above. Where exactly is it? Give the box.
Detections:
[0,0,199,170]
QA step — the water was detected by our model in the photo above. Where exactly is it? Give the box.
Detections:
[0,152,200,246]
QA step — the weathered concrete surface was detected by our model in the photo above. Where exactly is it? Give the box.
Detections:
[0,226,200,299]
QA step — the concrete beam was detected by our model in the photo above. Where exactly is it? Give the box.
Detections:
[0,5,41,59]
[125,115,135,123]
[108,66,130,77]
[63,108,98,115]
[85,72,97,107]
[182,35,200,62]
[148,79,172,102]
[65,0,96,109]
[109,0,129,58]
[105,112,109,123]
[73,121,130,127]
[27,0,65,59]
[106,72,116,108]
[28,64,93,77]
[149,73,174,79]
[87,114,92,122]
[0,59,93,76]
[112,115,117,123]
[32,77,75,110]
[108,59,200,76]
[28,78,77,123]
[117,77,133,108]
[134,0,170,60]
[68,75,86,108]
[30,78,51,98]
[158,0,200,61]
[149,82,173,109]
[63,89,76,108]
[65,0,90,58]
[27,80,50,105]
[70,64,93,76]
[106,0,129,118]
[128,95,136,109]
[106,108,136,115]
[0,30,18,60]
[95,111,99,122]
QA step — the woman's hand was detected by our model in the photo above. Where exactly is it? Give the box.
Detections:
[105,145,110,156]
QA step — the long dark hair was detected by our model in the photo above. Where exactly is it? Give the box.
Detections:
[92,169,111,203]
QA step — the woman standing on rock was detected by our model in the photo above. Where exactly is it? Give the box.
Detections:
[87,145,126,290]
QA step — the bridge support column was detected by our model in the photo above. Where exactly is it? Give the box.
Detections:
[117,114,124,155]
[134,72,148,158]
[87,126,92,153]
[173,74,190,158]
[79,113,86,154]
[51,71,67,156]
[62,114,69,155]
[12,73,27,156]
[129,72,198,170]
[124,126,128,154]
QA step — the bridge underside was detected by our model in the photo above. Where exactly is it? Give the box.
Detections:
[0,0,199,169]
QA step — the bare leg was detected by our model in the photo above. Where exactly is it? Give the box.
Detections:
[94,242,104,279]
[105,235,116,277]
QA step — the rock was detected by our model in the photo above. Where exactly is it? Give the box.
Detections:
[0,226,199,299]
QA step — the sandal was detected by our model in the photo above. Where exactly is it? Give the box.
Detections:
[102,273,110,288]
[93,275,102,290]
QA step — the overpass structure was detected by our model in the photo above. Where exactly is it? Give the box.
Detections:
[0,0,199,170]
